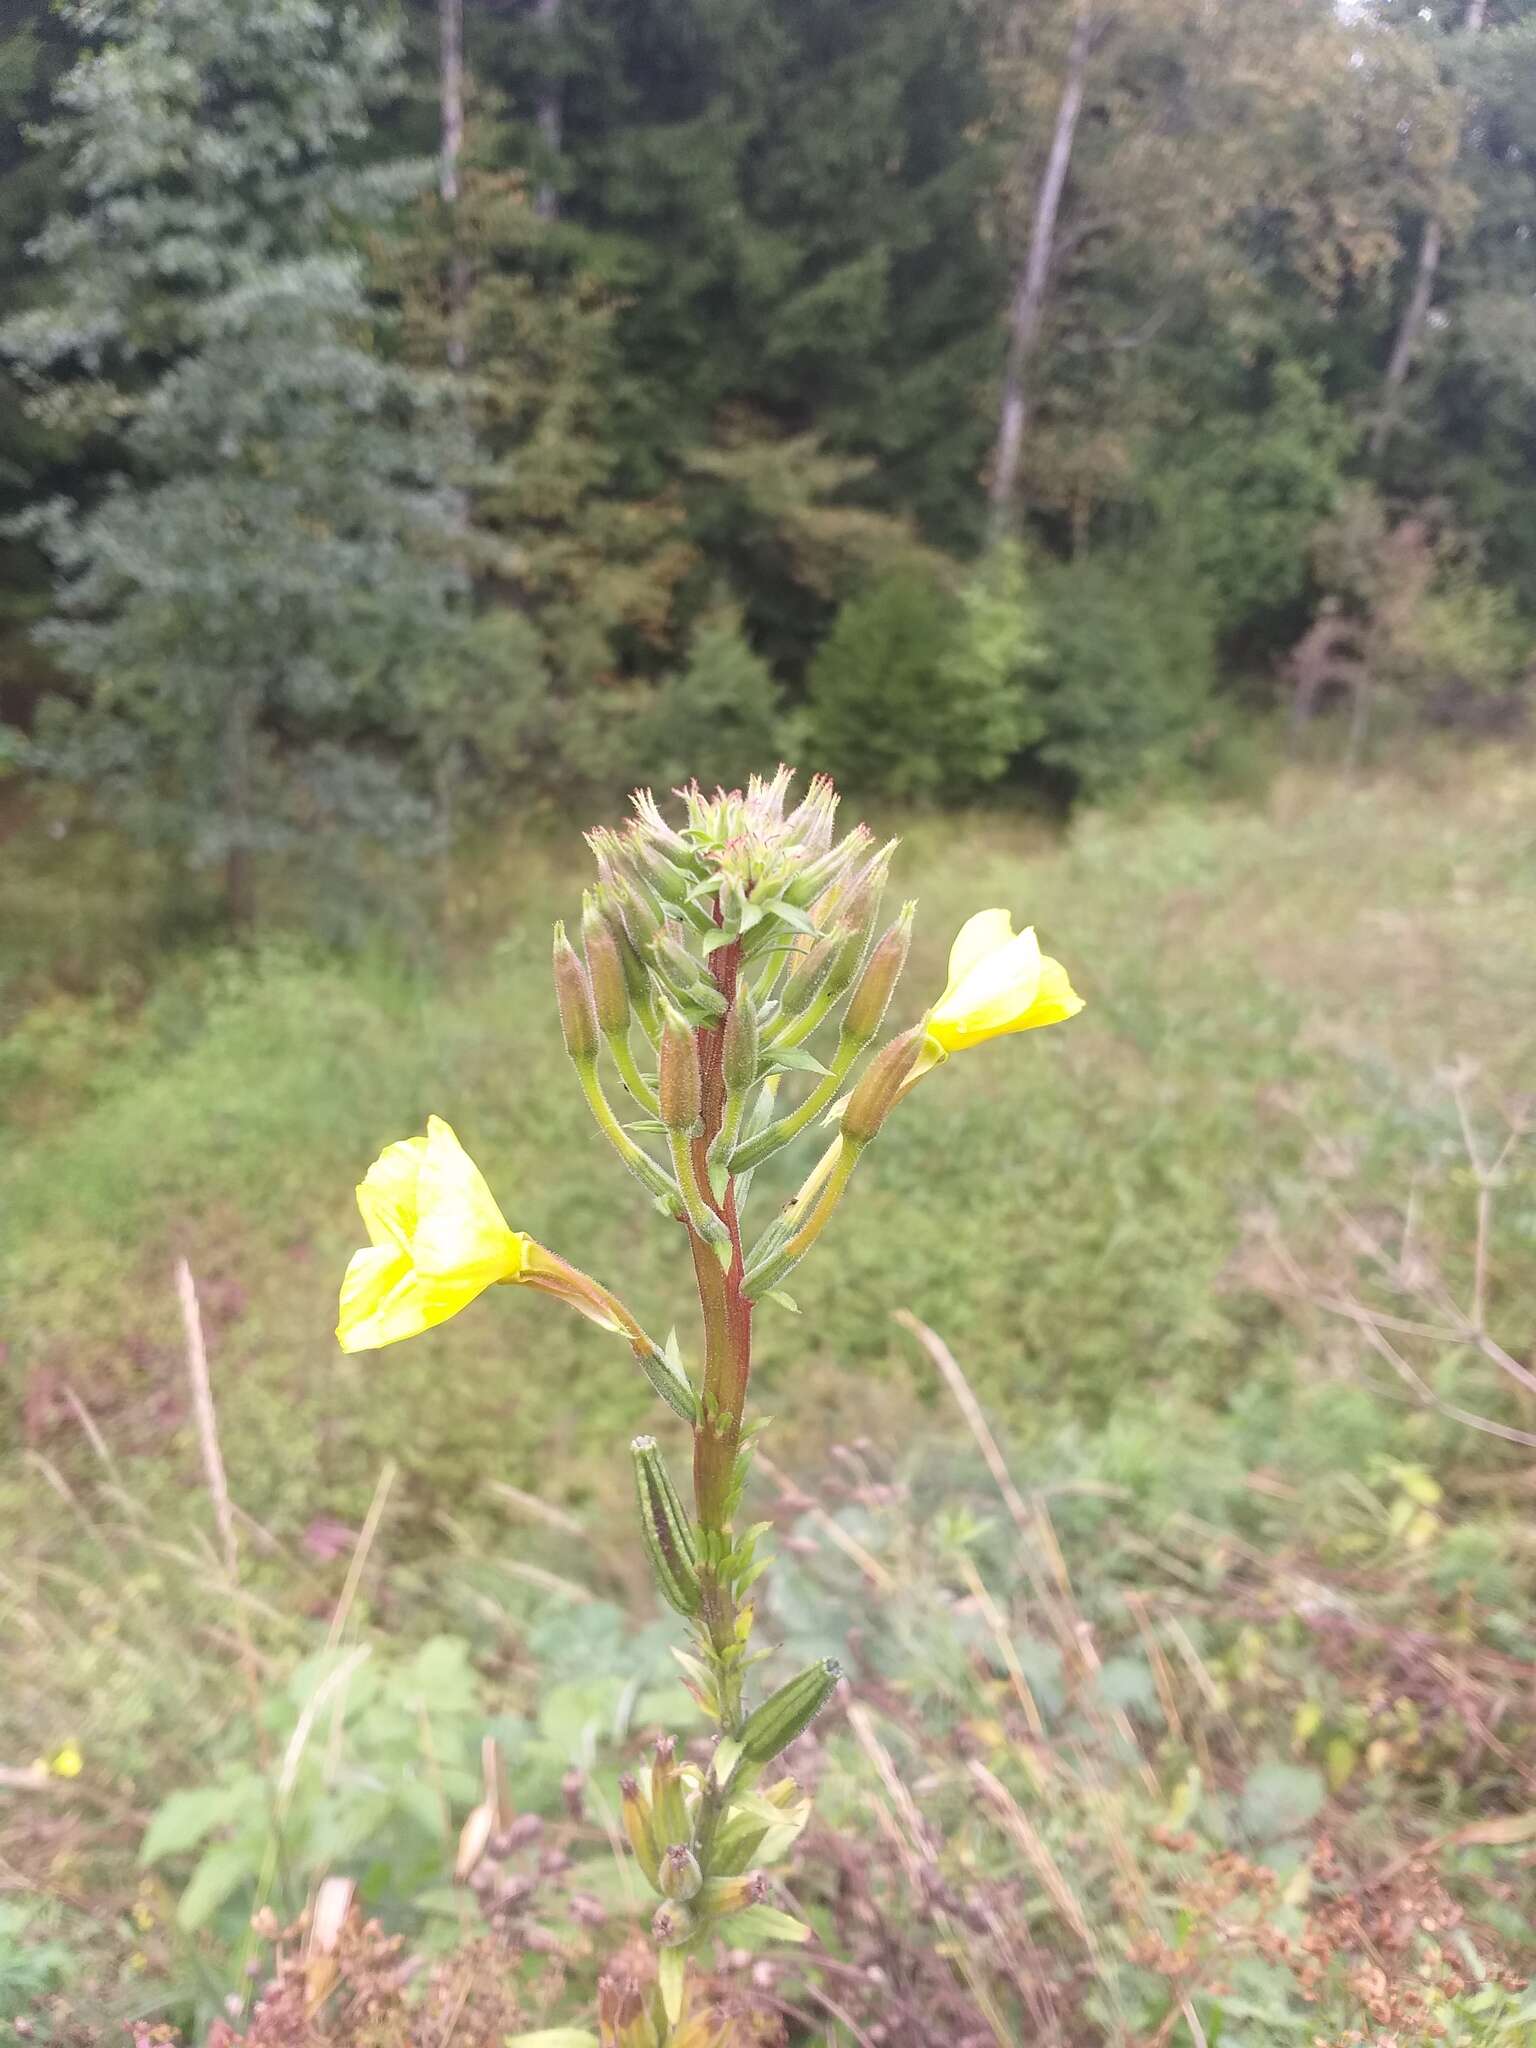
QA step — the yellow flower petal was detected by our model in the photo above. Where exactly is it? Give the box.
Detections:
[355,1134,428,1253]
[926,909,1083,1053]
[50,1743,83,1779]
[336,1117,528,1353]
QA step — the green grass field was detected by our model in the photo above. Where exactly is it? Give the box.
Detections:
[3,755,1535,2039]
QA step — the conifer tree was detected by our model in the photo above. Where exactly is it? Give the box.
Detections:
[3,0,478,921]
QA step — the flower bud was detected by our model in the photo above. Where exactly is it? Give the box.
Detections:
[722,989,759,1095]
[777,927,842,1021]
[651,1899,697,1948]
[738,1658,842,1767]
[658,1843,703,1902]
[619,1773,660,1886]
[841,903,914,1046]
[632,1436,701,1618]
[840,1025,924,1144]
[552,921,599,1065]
[582,891,630,1038]
[657,1006,702,1132]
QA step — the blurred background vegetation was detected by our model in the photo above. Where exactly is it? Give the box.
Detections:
[2,0,1536,2042]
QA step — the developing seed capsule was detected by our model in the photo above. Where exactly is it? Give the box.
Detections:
[738,1658,843,1767]
[658,1843,703,1902]
[582,891,630,1037]
[841,904,914,1045]
[840,1024,925,1144]
[657,1005,702,1132]
[721,988,759,1095]
[697,1870,771,1917]
[632,1437,701,1618]
[651,1734,689,1852]
[619,1773,661,1887]
[552,921,599,1065]
[651,1900,697,1948]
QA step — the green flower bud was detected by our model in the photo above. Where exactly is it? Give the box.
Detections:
[842,903,914,1046]
[552,921,599,1065]
[739,1658,842,1767]
[840,1024,924,1144]
[777,927,842,1021]
[632,1437,701,1618]
[722,989,759,1095]
[658,1843,703,1902]
[657,1005,702,1132]
[582,891,630,1038]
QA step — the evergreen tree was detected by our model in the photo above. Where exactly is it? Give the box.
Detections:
[2,0,477,920]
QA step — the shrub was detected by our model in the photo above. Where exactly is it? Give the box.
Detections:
[809,568,1033,802]
[628,605,786,793]
[1028,548,1223,800]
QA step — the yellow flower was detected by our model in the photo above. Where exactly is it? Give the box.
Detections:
[925,908,1083,1056]
[338,1115,654,1354]
[50,1742,83,1779]
[337,1116,536,1352]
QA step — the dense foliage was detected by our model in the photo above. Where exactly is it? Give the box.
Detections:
[1,0,1533,893]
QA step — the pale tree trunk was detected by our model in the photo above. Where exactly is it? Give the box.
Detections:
[1369,0,1488,460]
[534,0,562,222]
[988,0,1094,537]
[439,0,468,372]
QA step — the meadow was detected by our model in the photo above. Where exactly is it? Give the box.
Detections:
[3,753,1535,2042]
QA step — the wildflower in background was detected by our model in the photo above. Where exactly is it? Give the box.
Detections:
[50,1743,83,1778]
[924,908,1083,1057]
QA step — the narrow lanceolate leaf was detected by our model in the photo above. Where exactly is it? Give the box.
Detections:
[638,1342,700,1424]
[632,1436,701,1617]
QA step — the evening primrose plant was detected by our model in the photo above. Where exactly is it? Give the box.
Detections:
[337,768,1081,2046]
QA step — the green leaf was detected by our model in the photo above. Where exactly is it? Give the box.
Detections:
[764,1046,830,1075]
[714,1903,813,1945]
[765,1289,800,1313]
[1238,1761,1326,1842]
[177,1839,257,1931]
[141,1780,253,1865]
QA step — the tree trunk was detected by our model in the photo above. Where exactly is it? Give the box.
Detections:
[439,0,468,372]
[534,0,562,222]
[1369,0,1488,460]
[988,0,1094,537]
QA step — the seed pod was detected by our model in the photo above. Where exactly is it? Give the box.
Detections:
[552,922,599,1065]
[632,1437,701,1618]
[722,989,759,1095]
[738,1658,842,1768]
[658,1843,703,1902]
[840,1025,924,1144]
[657,1005,702,1132]
[651,1734,690,1852]
[651,1899,697,1948]
[842,903,914,1045]
[698,1870,770,1917]
[619,1773,661,1887]
[582,891,630,1038]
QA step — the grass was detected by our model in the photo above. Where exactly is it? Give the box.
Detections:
[2,752,1535,2038]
